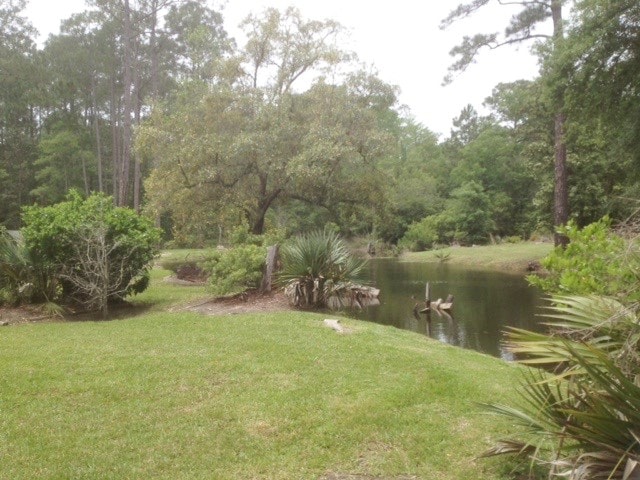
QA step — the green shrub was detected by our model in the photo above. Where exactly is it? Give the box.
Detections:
[498,219,640,476]
[21,191,162,310]
[528,218,638,298]
[205,244,266,297]
[485,295,640,478]
[0,228,27,304]
[399,215,442,252]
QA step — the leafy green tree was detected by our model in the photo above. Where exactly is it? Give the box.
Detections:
[456,125,537,237]
[31,124,96,204]
[442,0,570,246]
[484,79,556,231]
[377,120,446,243]
[446,180,494,244]
[561,0,640,223]
[140,8,394,237]
[163,0,232,82]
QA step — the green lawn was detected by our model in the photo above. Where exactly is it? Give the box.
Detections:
[403,242,553,271]
[1,268,527,479]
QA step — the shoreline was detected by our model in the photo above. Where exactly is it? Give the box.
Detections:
[398,241,553,273]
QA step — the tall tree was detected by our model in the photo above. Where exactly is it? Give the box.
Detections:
[139,8,394,237]
[0,0,39,227]
[564,0,640,219]
[442,0,570,246]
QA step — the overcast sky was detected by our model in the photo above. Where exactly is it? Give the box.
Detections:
[23,0,545,137]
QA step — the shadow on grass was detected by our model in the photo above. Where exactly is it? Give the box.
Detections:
[62,301,155,323]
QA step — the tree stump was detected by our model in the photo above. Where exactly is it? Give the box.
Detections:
[260,245,280,293]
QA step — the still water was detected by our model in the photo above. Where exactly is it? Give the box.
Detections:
[348,258,548,360]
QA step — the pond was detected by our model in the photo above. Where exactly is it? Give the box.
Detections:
[347,258,548,359]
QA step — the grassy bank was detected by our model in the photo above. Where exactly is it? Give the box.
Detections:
[403,242,553,272]
[0,270,526,479]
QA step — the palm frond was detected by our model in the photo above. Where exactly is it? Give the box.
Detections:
[279,229,369,308]
[485,294,640,479]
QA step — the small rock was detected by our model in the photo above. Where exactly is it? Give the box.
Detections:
[323,318,345,333]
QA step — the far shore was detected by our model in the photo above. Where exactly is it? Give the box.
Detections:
[400,241,553,273]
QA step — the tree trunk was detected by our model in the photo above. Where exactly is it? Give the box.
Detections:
[91,76,104,193]
[118,0,133,207]
[554,111,569,247]
[110,78,120,200]
[133,64,143,212]
[551,0,569,248]
[150,0,160,101]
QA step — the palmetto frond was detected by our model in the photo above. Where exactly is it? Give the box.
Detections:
[278,229,368,308]
[484,295,640,479]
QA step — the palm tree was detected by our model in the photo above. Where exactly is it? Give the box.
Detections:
[278,230,373,309]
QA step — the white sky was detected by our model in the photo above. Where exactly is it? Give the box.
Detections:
[24,0,544,137]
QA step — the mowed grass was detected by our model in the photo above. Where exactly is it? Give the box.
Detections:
[131,267,210,311]
[0,310,524,479]
[403,242,553,271]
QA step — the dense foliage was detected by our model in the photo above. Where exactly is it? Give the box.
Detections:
[20,191,161,312]
[485,220,640,478]
[0,227,35,305]
[529,218,639,298]
[2,1,640,251]
[205,244,266,297]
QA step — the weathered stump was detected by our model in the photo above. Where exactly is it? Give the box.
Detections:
[260,245,280,293]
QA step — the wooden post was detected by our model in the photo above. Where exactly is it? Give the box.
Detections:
[425,282,431,311]
[424,282,432,335]
[260,245,280,293]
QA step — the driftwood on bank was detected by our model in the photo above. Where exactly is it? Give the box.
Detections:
[284,280,379,309]
[418,283,453,313]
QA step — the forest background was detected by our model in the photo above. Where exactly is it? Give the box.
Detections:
[2,0,639,249]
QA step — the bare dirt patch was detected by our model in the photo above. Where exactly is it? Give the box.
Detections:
[0,306,59,326]
[175,289,293,316]
[1,287,294,325]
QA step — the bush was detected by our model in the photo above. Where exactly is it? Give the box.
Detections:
[528,218,637,298]
[0,227,29,305]
[21,191,161,313]
[399,216,440,252]
[487,217,640,478]
[205,244,266,297]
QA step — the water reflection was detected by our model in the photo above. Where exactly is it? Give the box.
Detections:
[346,258,548,359]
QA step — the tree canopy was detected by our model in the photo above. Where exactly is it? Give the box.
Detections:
[1,1,640,250]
